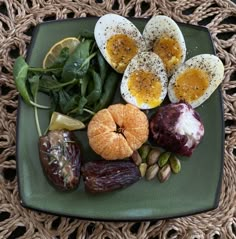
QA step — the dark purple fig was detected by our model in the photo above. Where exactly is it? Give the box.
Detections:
[82,160,141,193]
[39,130,82,191]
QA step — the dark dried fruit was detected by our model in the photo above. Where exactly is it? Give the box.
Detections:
[39,130,82,191]
[149,102,204,156]
[82,160,141,193]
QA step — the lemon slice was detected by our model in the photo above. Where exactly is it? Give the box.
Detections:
[49,112,85,131]
[43,37,80,68]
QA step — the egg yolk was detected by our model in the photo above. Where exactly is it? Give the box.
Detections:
[128,70,162,107]
[153,37,182,74]
[106,34,138,73]
[174,68,209,102]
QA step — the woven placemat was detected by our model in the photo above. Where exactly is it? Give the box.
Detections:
[0,0,235,238]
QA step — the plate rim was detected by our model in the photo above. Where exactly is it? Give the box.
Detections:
[16,17,225,221]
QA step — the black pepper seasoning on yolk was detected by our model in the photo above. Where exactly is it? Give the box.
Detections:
[106,34,138,73]
[153,36,182,74]
[128,70,162,107]
[174,68,209,102]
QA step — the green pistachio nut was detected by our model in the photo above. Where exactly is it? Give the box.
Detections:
[158,164,171,183]
[147,149,161,165]
[131,150,142,166]
[158,151,171,167]
[139,163,148,177]
[138,144,151,162]
[170,155,181,174]
[145,164,159,180]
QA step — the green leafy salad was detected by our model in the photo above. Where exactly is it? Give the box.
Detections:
[13,36,120,125]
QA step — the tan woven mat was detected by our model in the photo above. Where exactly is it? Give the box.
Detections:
[0,0,236,238]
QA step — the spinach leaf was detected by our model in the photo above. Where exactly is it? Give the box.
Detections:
[78,96,88,115]
[13,56,49,109]
[87,74,94,94]
[86,70,102,105]
[62,40,96,82]
[49,91,59,114]
[69,96,88,116]
[57,90,75,114]
[28,67,62,75]
[29,75,40,97]
[28,74,42,136]
[80,75,89,97]
[38,75,58,93]
[39,75,77,93]
[62,94,80,114]
[13,56,31,104]
[94,71,120,112]
[97,51,108,84]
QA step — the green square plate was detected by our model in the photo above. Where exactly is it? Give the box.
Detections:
[16,17,224,220]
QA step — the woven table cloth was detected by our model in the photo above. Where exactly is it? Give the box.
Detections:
[0,0,236,238]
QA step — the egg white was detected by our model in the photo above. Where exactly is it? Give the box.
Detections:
[120,52,168,109]
[168,54,224,108]
[143,15,186,76]
[94,14,146,73]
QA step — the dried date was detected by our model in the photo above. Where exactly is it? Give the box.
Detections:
[81,160,141,193]
[39,130,82,191]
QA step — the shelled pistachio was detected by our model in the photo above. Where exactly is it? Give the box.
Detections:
[147,149,161,165]
[139,163,148,177]
[158,151,171,167]
[146,164,159,180]
[158,164,171,183]
[169,155,181,174]
[131,150,142,166]
[138,144,151,162]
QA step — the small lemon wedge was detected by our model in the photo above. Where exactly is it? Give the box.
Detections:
[49,112,85,131]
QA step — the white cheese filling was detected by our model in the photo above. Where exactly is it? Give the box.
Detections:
[175,104,204,148]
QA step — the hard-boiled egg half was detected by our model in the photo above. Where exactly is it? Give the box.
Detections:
[143,15,186,77]
[94,14,147,74]
[120,52,168,109]
[168,54,224,108]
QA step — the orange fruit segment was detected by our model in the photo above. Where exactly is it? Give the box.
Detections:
[88,132,113,155]
[87,120,116,138]
[123,104,148,129]
[123,130,143,151]
[42,37,80,68]
[91,109,117,130]
[125,127,148,143]
[108,104,124,127]
[100,133,132,160]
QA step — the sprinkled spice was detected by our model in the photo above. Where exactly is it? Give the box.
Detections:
[106,33,138,73]
[174,68,209,102]
[128,69,162,107]
[153,36,182,74]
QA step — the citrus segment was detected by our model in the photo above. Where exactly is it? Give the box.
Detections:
[49,112,85,131]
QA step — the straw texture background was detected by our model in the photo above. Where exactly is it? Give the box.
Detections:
[0,0,235,238]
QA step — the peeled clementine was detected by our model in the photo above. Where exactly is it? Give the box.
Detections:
[87,104,149,160]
